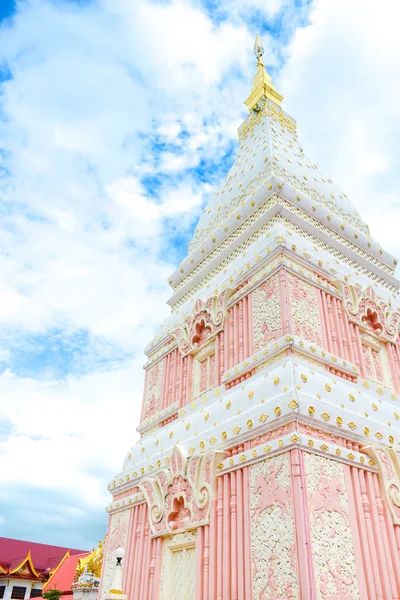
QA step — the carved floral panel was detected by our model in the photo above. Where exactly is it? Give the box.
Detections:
[287,274,323,346]
[249,454,299,599]
[100,508,130,599]
[304,453,359,600]
[252,274,283,351]
[141,359,164,421]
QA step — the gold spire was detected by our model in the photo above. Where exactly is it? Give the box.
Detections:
[245,34,283,111]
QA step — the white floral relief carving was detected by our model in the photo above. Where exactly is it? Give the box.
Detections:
[287,275,323,346]
[304,453,359,600]
[100,509,130,600]
[250,454,299,599]
[142,360,164,421]
[252,274,283,351]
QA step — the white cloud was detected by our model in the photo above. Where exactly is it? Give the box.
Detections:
[0,0,262,547]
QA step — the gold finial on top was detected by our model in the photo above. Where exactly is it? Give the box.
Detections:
[245,34,283,111]
[253,34,264,62]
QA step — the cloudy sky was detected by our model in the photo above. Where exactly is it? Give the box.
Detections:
[0,0,399,550]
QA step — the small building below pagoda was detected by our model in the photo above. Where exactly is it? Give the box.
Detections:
[0,538,87,600]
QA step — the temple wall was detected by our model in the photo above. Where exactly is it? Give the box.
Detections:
[102,441,400,600]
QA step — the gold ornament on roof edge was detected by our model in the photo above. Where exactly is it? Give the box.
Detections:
[74,540,103,582]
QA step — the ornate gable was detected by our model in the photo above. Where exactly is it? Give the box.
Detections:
[139,444,222,536]
[342,282,400,342]
[173,291,229,356]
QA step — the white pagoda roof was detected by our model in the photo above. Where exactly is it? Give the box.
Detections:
[191,101,369,252]
[167,43,397,298]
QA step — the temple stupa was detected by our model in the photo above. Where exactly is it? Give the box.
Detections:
[97,35,400,600]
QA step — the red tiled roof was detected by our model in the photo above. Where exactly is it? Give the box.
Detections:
[42,553,89,593]
[0,538,87,577]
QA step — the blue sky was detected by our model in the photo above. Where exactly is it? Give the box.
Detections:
[0,0,399,550]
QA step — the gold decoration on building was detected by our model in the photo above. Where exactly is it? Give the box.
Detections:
[245,34,283,111]
[74,541,103,581]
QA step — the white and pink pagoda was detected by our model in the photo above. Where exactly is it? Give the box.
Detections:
[98,36,400,599]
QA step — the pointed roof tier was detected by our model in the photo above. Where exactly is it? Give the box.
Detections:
[167,36,397,308]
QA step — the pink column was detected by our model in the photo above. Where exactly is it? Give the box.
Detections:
[215,334,220,387]
[365,470,392,598]
[234,303,240,365]
[182,356,188,406]
[370,473,399,598]
[148,537,157,599]
[290,448,315,599]
[138,520,149,598]
[219,332,225,384]
[216,477,224,600]
[132,504,145,599]
[346,444,376,598]
[229,308,235,369]
[242,442,252,599]
[186,354,193,403]
[196,525,204,600]
[223,473,231,600]
[342,452,369,599]
[223,317,229,378]
[152,537,163,600]
[247,293,254,354]
[208,498,218,600]
[124,506,138,596]
[238,300,244,363]
[342,306,355,364]
[176,351,182,407]
[230,467,238,600]
[382,493,400,593]
[336,298,350,361]
[236,449,245,599]
[243,296,249,358]
[358,468,383,598]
